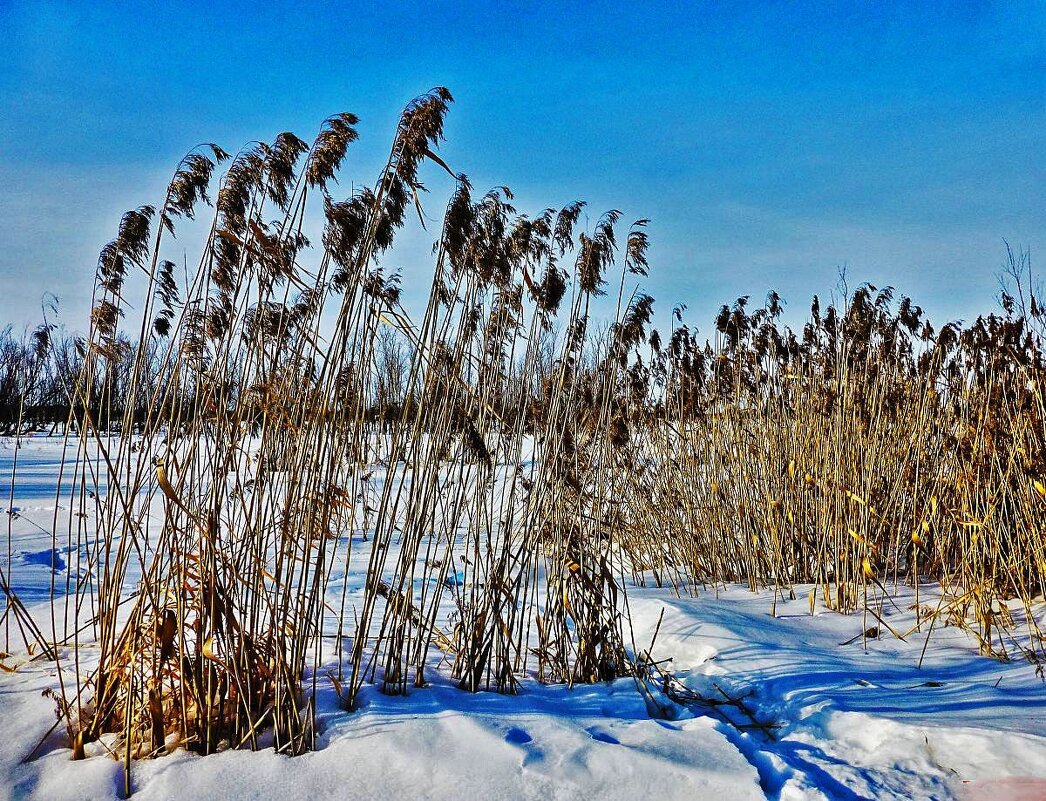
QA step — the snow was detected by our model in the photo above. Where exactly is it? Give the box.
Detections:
[3,434,1046,801]
[627,588,1046,800]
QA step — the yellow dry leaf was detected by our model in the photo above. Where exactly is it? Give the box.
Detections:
[201,636,220,663]
[847,491,867,507]
[156,461,181,506]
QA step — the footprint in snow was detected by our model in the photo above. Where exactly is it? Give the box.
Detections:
[19,548,66,572]
[505,727,532,745]
[507,728,546,769]
[586,727,620,745]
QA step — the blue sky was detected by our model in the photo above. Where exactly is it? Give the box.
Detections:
[1,0,1043,332]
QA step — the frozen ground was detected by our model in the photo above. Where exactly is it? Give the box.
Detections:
[2,434,1046,801]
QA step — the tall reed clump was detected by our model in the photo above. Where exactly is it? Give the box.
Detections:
[338,190,655,701]
[46,91,455,777]
[37,88,652,790]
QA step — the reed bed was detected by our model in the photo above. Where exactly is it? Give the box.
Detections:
[1,90,1043,791]
[619,278,1046,660]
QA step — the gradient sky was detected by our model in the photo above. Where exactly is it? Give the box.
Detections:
[1,0,1043,333]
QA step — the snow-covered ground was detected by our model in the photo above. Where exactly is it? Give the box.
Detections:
[2,434,1046,801]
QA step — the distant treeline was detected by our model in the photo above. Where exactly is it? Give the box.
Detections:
[0,323,430,435]
[0,323,81,434]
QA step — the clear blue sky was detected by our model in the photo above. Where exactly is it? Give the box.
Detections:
[1,0,1043,332]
